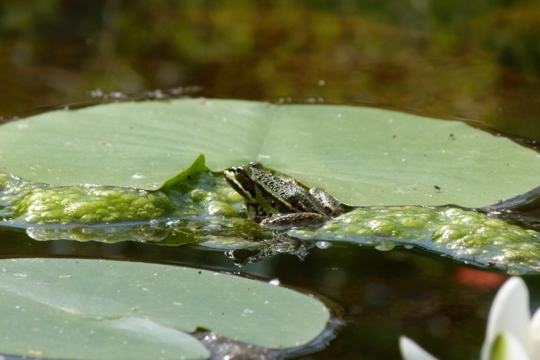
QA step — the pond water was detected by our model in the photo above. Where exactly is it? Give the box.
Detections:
[3,222,540,359]
[1,1,540,359]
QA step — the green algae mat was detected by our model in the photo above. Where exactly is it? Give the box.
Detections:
[1,98,540,274]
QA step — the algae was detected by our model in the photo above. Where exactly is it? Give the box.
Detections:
[290,206,540,274]
[2,170,540,273]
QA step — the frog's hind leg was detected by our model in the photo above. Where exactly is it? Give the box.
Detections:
[309,187,343,216]
[260,213,327,230]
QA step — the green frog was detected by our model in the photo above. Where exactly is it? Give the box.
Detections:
[224,162,344,229]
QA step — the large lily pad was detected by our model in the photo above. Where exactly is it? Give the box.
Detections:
[0,99,538,207]
[0,258,331,359]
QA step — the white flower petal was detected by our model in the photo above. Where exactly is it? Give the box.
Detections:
[529,308,540,360]
[399,336,439,360]
[481,277,530,360]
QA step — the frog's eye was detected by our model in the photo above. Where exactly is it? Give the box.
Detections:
[233,167,249,179]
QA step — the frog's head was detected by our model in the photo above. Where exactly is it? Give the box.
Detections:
[224,164,257,201]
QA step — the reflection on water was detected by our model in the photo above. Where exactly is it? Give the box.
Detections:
[26,224,170,243]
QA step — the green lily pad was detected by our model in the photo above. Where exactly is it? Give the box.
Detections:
[0,99,538,208]
[0,258,331,359]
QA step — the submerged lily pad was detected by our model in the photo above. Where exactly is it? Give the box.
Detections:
[0,258,331,359]
[0,99,538,207]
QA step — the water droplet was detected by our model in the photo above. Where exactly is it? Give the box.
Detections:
[375,240,395,251]
[316,241,332,249]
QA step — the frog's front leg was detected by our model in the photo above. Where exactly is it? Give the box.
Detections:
[260,213,327,230]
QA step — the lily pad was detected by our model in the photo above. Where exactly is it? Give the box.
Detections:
[0,258,331,359]
[0,99,538,207]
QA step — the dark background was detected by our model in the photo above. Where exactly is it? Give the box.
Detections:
[1,0,539,139]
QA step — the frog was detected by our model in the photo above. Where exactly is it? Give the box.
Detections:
[224,162,344,229]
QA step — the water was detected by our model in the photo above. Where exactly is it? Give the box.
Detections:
[0,225,507,359]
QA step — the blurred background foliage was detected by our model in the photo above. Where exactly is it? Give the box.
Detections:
[0,0,539,138]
